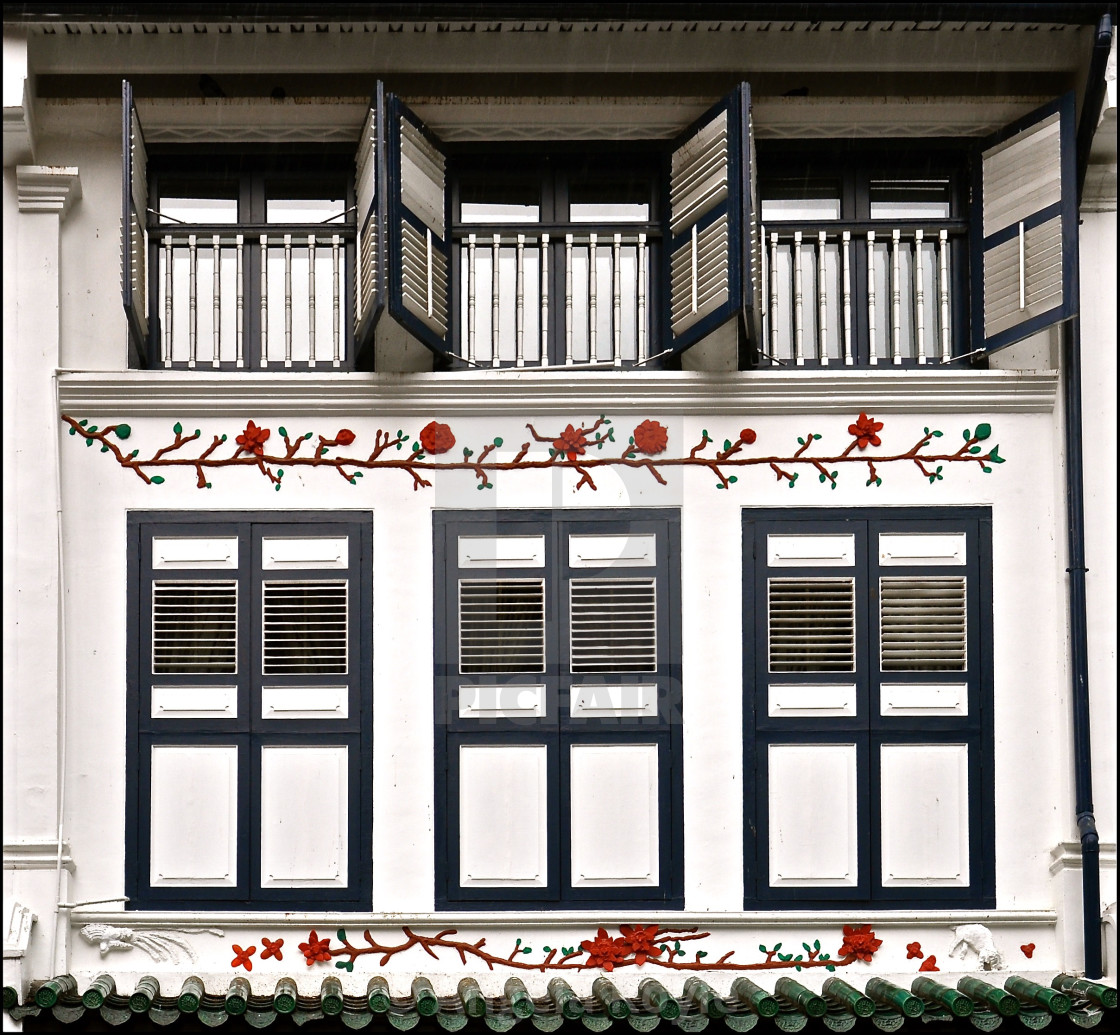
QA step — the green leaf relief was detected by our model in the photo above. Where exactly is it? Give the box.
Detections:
[493,437,504,447]
[728,475,737,483]
[982,466,992,474]
[129,450,139,459]
[969,445,981,454]
[758,945,767,954]
[205,483,212,489]
[724,439,732,451]
[79,419,88,426]
[396,443,403,450]
[150,476,165,484]
[275,484,281,491]
[221,434,228,442]
[88,425,98,433]
[933,430,943,437]
[819,473,827,482]
[337,929,347,942]
[69,427,76,435]
[974,422,992,440]
[85,438,94,446]
[322,447,329,455]
[114,424,132,439]
[716,483,726,489]
[702,429,709,439]
[813,434,821,440]
[697,951,708,959]
[173,422,182,435]
[798,437,805,445]
[629,436,635,445]
[353,471,363,477]
[303,432,312,440]
[542,946,551,953]
[963,428,971,441]
[826,965,836,972]
[774,943,782,952]
[279,426,287,437]
[100,445,108,452]
[988,446,1004,463]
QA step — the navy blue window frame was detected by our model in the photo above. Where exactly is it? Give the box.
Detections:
[126,512,373,910]
[434,509,683,910]
[742,507,994,910]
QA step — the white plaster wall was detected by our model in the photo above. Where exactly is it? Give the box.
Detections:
[55,408,1072,929]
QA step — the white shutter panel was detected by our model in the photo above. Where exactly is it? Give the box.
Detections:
[665,83,755,356]
[386,94,452,355]
[262,579,348,674]
[767,577,856,673]
[879,576,967,672]
[353,84,385,353]
[151,580,238,674]
[972,93,1077,355]
[121,79,149,361]
[458,579,546,673]
[569,578,657,673]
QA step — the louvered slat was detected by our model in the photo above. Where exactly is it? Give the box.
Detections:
[262,580,348,674]
[152,580,237,673]
[768,578,855,672]
[400,219,450,334]
[670,109,729,237]
[569,578,656,673]
[355,102,378,329]
[399,117,445,236]
[669,213,730,335]
[880,576,967,671]
[982,113,1061,238]
[459,579,546,673]
[982,215,1064,338]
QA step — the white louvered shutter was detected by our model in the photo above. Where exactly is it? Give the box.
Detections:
[458,579,546,673]
[569,578,658,673]
[151,580,238,673]
[262,579,349,674]
[767,577,856,673]
[121,79,149,359]
[386,94,452,356]
[353,84,385,353]
[879,576,967,672]
[665,83,755,356]
[972,93,1077,355]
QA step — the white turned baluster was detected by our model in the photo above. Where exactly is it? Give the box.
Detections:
[235,235,244,368]
[162,236,173,367]
[283,233,292,368]
[841,230,853,365]
[636,233,647,363]
[466,233,477,365]
[938,229,951,363]
[564,234,574,366]
[187,233,197,368]
[793,231,804,366]
[212,234,221,367]
[867,231,877,365]
[915,229,926,364]
[491,233,500,367]
[540,233,550,367]
[817,230,828,366]
[588,233,598,362]
[890,229,902,364]
[259,234,268,366]
[612,233,622,366]
[307,234,317,367]
[331,234,341,366]
[515,233,525,367]
[769,230,780,365]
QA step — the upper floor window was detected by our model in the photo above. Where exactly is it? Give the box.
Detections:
[123,83,1078,373]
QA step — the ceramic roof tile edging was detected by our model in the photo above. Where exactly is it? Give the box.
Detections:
[55,370,1061,418]
[5,972,1116,1029]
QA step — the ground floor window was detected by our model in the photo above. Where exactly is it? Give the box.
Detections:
[126,512,372,910]
[434,509,683,909]
[742,507,994,908]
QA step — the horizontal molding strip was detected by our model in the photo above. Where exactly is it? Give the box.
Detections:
[57,369,1059,418]
[4,839,75,873]
[69,909,1059,929]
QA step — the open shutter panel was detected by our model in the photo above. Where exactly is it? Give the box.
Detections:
[121,79,149,363]
[971,93,1078,355]
[665,82,754,357]
[386,94,452,356]
[353,84,386,356]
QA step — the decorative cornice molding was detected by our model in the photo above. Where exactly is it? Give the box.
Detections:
[1049,840,1119,875]
[68,909,1059,930]
[3,839,75,873]
[15,165,81,217]
[56,369,1060,419]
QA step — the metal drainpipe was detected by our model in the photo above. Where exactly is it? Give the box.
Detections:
[1066,10,1113,982]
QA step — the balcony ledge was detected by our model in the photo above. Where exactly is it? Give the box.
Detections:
[56,368,1059,419]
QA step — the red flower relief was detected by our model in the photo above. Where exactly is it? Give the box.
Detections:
[580,928,626,972]
[618,924,663,965]
[335,429,356,446]
[848,412,884,450]
[918,955,940,972]
[419,421,456,455]
[553,424,588,461]
[632,420,668,456]
[299,930,333,966]
[236,420,271,456]
[906,942,924,960]
[838,924,883,963]
[740,428,757,445]
[1021,943,1036,959]
[261,937,284,961]
[231,944,256,971]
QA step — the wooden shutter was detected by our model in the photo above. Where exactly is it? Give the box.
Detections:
[767,577,856,673]
[458,578,547,673]
[569,577,658,673]
[665,82,755,356]
[121,79,149,364]
[385,93,452,356]
[879,576,967,671]
[151,579,238,674]
[971,93,1078,355]
[353,84,386,356]
[261,579,349,674]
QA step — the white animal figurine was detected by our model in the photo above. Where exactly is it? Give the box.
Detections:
[948,923,1005,970]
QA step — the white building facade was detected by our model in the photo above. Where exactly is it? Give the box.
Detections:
[3,4,1117,1031]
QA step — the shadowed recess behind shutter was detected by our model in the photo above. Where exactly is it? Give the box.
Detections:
[151,580,237,674]
[458,579,546,673]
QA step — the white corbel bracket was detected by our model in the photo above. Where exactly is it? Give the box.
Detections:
[16,165,82,218]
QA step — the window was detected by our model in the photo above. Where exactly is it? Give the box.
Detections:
[448,152,662,367]
[742,509,993,908]
[127,514,372,909]
[755,143,970,367]
[434,510,682,908]
[143,152,356,370]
